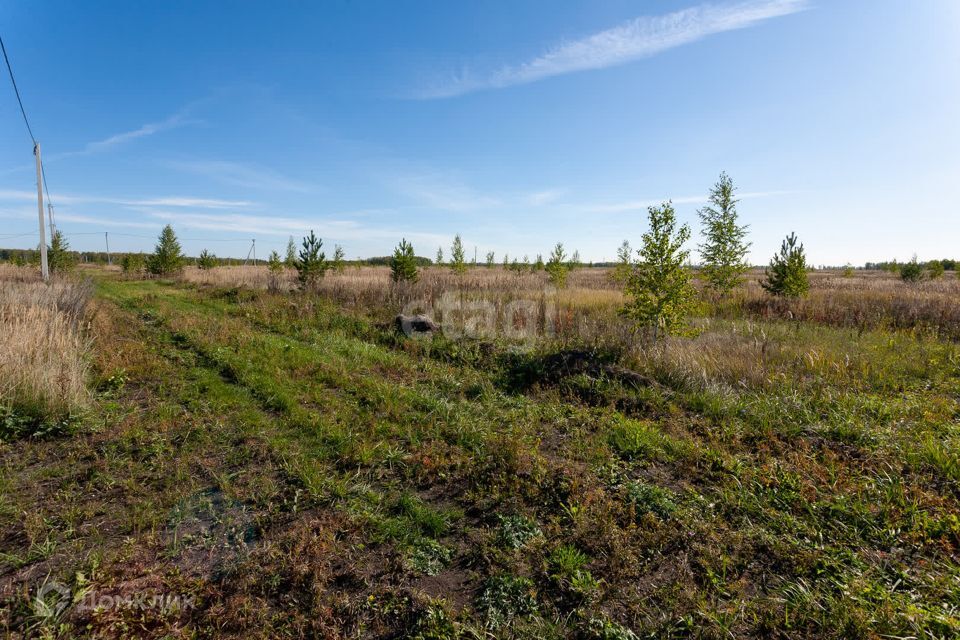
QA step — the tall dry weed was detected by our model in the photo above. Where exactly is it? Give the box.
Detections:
[0,276,93,420]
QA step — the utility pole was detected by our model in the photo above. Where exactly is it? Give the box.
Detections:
[105,232,111,265]
[34,143,48,282]
[47,202,55,237]
[244,238,256,266]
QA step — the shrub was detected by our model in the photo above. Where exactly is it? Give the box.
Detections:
[296,230,327,290]
[266,250,284,292]
[147,225,185,276]
[546,242,569,288]
[485,251,495,267]
[761,232,809,298]
[197,249,217,270]
[391,238,420,283]
[899,256,924,283]
[436,246,444,266]
[621,202,697,339]
[928,260,945,280]
[698,172,751,296]
[120,253,145,276]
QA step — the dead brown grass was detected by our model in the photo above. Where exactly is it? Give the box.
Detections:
[179,265,960,341]
[0,270,93,419]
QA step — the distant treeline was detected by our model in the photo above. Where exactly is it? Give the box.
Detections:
[3,246,957,273]
[363,255,433,267]
[866,258,957,272]
[0,248,269,267]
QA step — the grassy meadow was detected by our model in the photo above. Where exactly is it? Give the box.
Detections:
[2,263,960,638]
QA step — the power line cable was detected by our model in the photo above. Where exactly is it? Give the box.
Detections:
[2,33,57,245]
[0,34,37,145]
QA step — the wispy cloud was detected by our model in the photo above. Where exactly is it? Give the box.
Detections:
[392,173,502,212]
[170,160,311,193]
[526,189,567,206]
[48,110,198,161]
[0,188,252,209]
[583,190,791,213]
[417,0,808,98]
[138,208,450,246]
[82,112,193,154]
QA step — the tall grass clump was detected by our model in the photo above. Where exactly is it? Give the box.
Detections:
[0,277,92,432]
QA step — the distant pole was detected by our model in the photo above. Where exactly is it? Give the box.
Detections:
[47,202,55,237]
[252,238,256,264]
[34,143,48,282]
[105,232,112,265]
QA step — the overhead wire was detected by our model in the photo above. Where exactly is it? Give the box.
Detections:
[1,33,58,237]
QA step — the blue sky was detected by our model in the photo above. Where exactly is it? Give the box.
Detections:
[1,1,957,264]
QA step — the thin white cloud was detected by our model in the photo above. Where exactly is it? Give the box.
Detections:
[393,173,502,212]
[583,190,790,213]
[48,110,197,161]
[138,208,450,246]
[526,189,567,206]
[0,189,252,209]
[171,160,311,193]
[418,0,808,98]
[83,113,192,153]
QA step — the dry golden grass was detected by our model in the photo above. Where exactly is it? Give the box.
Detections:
[0,269,93,419]
[180,264,960,340]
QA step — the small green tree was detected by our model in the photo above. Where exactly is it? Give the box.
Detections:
[332,245,346,274]
[761,233,809,297]
[897,256,923,282]
[698,172,751,296]
[928,260,945,280]
[267,250,284,292]
[546,242,570,288]
[147,225,185,276]
[533,254,544,271]
[121,253,145,276]
[485,251,495,268]
[502,253,509,268]
[296,230,327,290]
[620,202,697,339]
[391,238,419,283]
[47,230,76,274]
[198,249,217,270]
[285,236,297,268]
[612,239,632,284]
[450,234,466,275]
[569,250,581,271]
[435,246,444,266]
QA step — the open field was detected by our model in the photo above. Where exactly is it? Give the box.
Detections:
[2,265,960,638]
